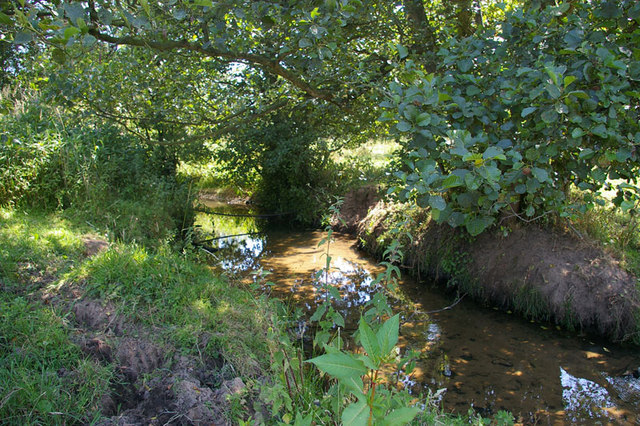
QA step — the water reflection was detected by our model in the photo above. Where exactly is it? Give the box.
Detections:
[560,367,615,422]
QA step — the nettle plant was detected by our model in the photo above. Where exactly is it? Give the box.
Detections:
[382,1,640,236]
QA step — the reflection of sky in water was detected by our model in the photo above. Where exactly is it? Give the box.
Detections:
[425,323,441,342]
[560,367,615,421]
[215,235,265,272]
[311,257,381,309]
[605,374,640,407]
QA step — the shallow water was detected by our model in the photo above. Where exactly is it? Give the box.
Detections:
[197,201,640,424]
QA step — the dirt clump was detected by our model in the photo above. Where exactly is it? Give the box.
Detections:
[83,236,109,257]
[72,298,124,335]
[116,338,165,382]
[349,196,640,342]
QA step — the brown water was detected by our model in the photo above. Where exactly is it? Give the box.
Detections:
[197,201,640,424]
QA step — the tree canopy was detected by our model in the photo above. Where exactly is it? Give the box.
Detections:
[2,0,639,231]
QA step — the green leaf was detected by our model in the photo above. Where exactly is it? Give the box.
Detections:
[416,112,431,127]
[359,318,381,360]
[342,376,366,399]
[458,59,473,73]
[442,175,463,188]
[64,26,81,40]
[139,0,151,15]
[540,109,558,124]
[563,76,577,88]
[429,195,447,211]
[382,407,420,426]
[531,167,549,182]
[0,13,13,26]
[396,44,408,59]
[592,124,608,138]
[310,303,327,322]
[578,148,594,159]
[483,146,505,161]
[307,352,368,379]
[396,121,412,132]
[376,314,399,355]
[571,128,585,138]
[465,216,493,236]
[342,401,369,426]
[298,38,313,48]
[521,107,537,118]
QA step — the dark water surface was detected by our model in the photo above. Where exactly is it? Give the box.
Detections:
[197,201,640,424]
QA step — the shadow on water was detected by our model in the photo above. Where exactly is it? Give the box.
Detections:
[196,201,640,424]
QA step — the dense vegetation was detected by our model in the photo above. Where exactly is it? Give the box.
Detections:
[1,0,639,423]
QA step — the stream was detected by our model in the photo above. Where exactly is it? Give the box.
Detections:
[196,200,640,424]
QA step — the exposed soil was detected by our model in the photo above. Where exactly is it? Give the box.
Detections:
[338,186,640,342]
[69,296,244,425]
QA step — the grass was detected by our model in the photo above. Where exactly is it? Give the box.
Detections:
[564,188,640,277]
[0,294,113,424]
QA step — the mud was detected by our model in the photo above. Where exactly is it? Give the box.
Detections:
[344,187,640,342]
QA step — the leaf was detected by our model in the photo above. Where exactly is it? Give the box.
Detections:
[342,375,366,399]
[531,167,549,182]
[416,113,431,127]
[396,121,412,132]
[396,44,408,59]
[578,148,594,159]
[563,76,577,88]
[465,216,493,236]
[429,195,447,211]
[592,124,608,138]
[376,314,399,355]
[310,303,327,322]
[571,128,585,138]
[64,26,81,40]
[358,318,381,360]
[521,107,537,118]
[342,401,369,426]
[0,13,13,26]
[483,146,505,161]
[382,407,420,426]
[307,352,367,380]
[442,175,463,188]
[298,38,313,48]
[540,109,558,124]
[458,59,473,73]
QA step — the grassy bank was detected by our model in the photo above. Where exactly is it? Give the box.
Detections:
[0,207,286,424]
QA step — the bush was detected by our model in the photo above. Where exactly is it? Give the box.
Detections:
[384,1,640,235]
[0,88,194,245]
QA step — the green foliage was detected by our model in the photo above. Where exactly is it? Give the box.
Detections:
[386,1,640,235]
[0,87,195,245]
[0,295,113,424]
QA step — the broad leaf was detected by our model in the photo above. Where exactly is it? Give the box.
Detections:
[376,314,399,355]
[382,407,420,426]
[342,401,369,426]
[307,352,367,380]
[358,318,381,361]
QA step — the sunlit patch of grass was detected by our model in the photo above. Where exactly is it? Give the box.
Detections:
[0,210,86,293]
[332,138,401,186]
[565,189,640,276]
[0,295,113,424]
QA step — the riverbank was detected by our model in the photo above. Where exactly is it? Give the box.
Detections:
[336,187,640,344]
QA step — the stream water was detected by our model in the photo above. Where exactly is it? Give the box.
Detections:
[196,200,640,424]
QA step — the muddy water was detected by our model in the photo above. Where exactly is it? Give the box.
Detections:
[196,201,640,424]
